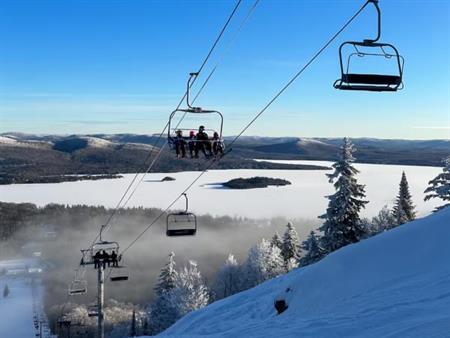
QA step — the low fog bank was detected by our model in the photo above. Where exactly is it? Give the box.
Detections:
[0,202,319,330]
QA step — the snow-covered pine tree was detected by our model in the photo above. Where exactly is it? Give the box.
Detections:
[171,260,209,320]
[3,284,9,298]
[281,222,301,270]
[243,238,284,289]
[300,231,323,266]
[154,251,177,297]
[425,156,450,211]
[270,232,283,250]
[319,137,368,254]
[212,254,241,300]
[149,252,179,334]
[392,171,416,225]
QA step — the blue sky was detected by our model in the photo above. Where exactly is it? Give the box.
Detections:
[0,0,449,139]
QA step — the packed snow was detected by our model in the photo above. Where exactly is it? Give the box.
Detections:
[0,161,442,219]
[160,207,450,338]
[0,259,52,338]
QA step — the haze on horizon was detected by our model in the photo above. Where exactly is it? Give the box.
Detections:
[0,0,449,140]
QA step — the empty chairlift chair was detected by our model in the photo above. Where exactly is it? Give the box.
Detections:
[334,0,404,92]
[166,193,197,237]
[68,269,88,295]
[109,255,129,282]
[68,280,87,295]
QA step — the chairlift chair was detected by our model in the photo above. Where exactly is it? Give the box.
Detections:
[334,0,404,92]
[68,268,87,295]
[80,234,120,267]
[109,256,129,282]
[68,279,87,296]
[168,72,225,156]
[166,193,197,237]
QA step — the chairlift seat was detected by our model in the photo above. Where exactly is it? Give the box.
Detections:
[166,228,197,237]
[335,73,401,91]
[342,73,401,85]
[68,287,87,295]
[110,275,129,282]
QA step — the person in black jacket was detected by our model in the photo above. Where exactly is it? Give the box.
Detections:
[174,129,187,158]
[212,131,224,156]
[195,126,212,158]
[93,251,102,269]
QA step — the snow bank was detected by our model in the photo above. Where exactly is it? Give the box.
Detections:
[160,208,450,337]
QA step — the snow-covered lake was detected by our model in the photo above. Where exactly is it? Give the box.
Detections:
[0,160,442,219]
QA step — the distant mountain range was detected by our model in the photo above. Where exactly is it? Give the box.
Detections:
[0,133,448,184]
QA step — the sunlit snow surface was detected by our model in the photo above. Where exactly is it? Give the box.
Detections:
[160,208,450,338]
[0,161,442,219]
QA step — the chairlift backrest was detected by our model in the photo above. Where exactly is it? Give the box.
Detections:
[166,194,197,236]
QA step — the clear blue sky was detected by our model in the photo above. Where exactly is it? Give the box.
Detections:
[0,0,449,139]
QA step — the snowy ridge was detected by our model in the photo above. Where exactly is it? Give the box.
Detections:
[160,208,450,337]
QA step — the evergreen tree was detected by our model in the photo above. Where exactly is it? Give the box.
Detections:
[212,254,240,300]
[149,252,178,334]
[243,238,284,289]
[3,284,9,298]
[319,138,368,253]
[130,309,137,337]
[171,261,209,320]
[270,232,283,250]
[300,231,323,266]
[392,171,416,225]
[281,222,301,271]
[425,156,450,211]
[154,251,177,297]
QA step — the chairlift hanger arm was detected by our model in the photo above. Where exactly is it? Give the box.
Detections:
[364,0,381,44]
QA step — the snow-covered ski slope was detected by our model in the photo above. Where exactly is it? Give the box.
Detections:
[161,208,450,338]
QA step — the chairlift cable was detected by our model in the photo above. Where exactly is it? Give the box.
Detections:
[87,0,243,247]
[117,0,258,213]
[192,0,260,103]
[119,0,374,255]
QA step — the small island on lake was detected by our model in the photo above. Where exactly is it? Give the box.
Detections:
[222,176,291,189]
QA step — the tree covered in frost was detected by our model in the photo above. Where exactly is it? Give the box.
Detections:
[281,222,301,270]
[300,231,323,266]
[171,260,209,320]
[270,232,283,251]
[149,252,179,334]
[368,205,396,234]
[242,238,284,289]
[425,156,450,211]
[212,254,241,301]
[392,171,416,225]
[319,138,368,253]
[154,251,177,296]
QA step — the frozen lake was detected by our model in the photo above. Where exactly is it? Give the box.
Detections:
[0,160,443,219]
